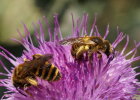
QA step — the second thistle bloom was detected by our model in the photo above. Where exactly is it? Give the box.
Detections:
[0,14,140,100]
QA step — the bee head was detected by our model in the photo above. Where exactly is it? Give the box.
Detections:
[13,80,31,89]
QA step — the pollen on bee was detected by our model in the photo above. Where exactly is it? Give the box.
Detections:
[85,45,89,50]
[26,77,38,86]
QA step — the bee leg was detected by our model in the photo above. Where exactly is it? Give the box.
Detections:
[16,87,27,97]
[97,51,102,58]
[24,89,33,97]
[88,48,97,60]
[76,46,86,59]
[87,51,93,60]
[71,51,76,58]
[25,77,38,86]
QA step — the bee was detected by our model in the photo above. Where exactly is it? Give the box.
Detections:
[12,54,61,96]
[60,35,114,60]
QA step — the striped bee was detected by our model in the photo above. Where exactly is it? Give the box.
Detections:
[12,54,61,96]
[60,35,114,60]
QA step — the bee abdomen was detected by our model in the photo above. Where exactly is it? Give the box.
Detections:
[53,71,61,81]
[40,64,61,81]
[47,66,58,81]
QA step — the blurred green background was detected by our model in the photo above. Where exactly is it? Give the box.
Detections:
[0,0,140,99]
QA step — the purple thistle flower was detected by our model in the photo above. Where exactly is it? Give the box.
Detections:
[0,14,140,100]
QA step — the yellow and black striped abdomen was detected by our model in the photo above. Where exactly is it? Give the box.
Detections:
[35,62,61,81]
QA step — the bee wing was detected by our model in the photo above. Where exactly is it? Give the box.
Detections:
[59,37,85,45]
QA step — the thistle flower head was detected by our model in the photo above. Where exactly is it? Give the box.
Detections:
[0,14,140,100]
